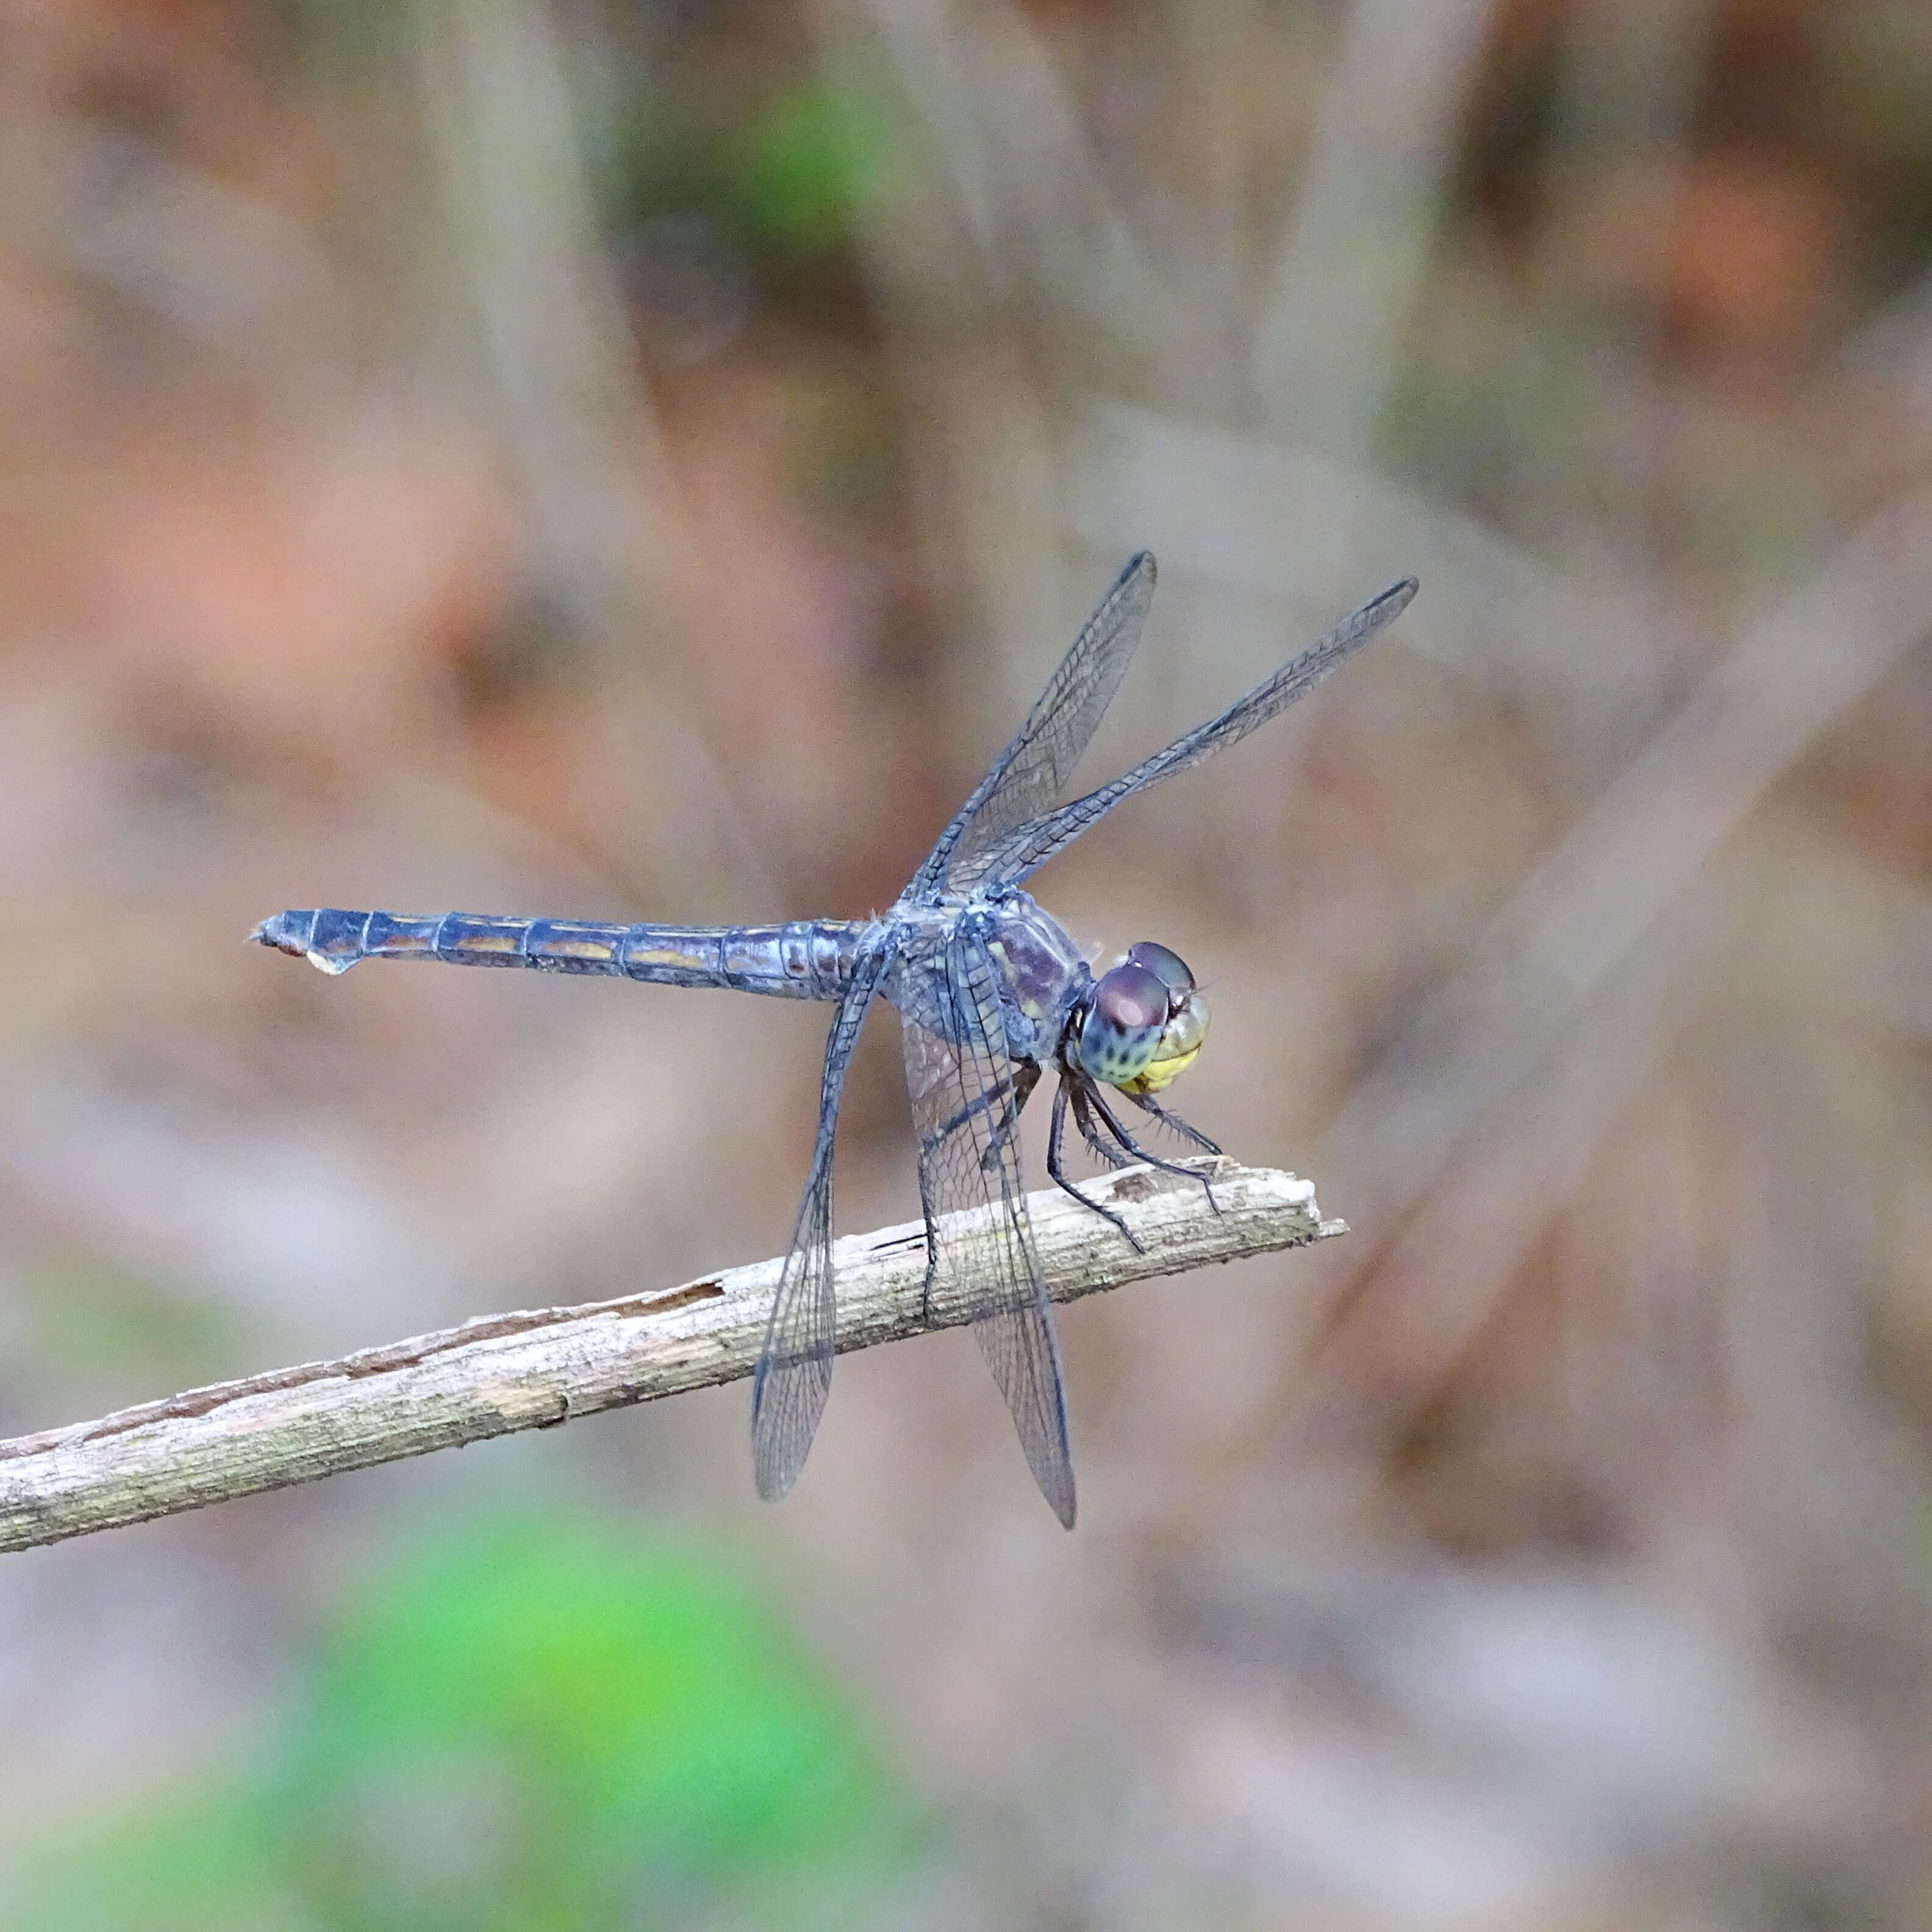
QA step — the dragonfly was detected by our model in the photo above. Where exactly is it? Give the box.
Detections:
[254,554,1417,1526]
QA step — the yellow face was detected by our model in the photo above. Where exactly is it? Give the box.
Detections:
[1121,992,1208,1094]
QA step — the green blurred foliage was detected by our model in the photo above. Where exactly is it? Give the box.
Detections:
[718,80,900,260]
[596,74,904,268]
[16,1515,914,1932]
[278,7,907,276]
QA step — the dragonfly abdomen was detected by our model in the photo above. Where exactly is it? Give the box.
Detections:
[251,909,862,1000]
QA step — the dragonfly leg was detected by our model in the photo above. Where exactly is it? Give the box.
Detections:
[981,1061,1040,1173]
[1046,1078,1145,1253]
[915,1154,940,1326]
[915,1059,1050,1326]
[923,1065,1032,1172]
[1124,1090,1223,1158]
[913,1062,1045,1325]
[1067,1081,1132,1170]
[1086,1084,1221,1216]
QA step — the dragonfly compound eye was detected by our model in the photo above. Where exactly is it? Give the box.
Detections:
[1123,940,1195,996]
[1078,961,1170,1086]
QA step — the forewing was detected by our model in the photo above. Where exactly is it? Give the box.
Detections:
[974,575,1417,889]
[896,926,1076,1526]
[751,941,894,1501]
[904,553,1156,904]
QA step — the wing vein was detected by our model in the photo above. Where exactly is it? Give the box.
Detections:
[896,922,1075,1526]
[750,938,895,1501]
[907,553,1156,902]
[968,575,1418,889]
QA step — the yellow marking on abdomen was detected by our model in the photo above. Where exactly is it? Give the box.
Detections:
[626,944,708,969]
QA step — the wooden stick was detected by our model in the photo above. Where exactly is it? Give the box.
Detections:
[0,1161,1340,1550]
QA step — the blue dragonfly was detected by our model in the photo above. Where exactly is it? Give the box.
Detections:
[254,555,1416,1525]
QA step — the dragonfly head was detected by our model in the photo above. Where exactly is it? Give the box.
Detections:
[1075,941,1209,1094]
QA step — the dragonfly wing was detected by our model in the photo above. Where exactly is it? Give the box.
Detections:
[751,940,895,1501]
[904,553,1156,904]
[979,576,1417,888]
[896,925,1076,1526]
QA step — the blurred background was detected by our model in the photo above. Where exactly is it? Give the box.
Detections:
[0,0,1929,1924]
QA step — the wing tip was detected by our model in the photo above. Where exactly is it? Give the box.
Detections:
[753,1465,797,1504]
[751,1419,804,1504]
[751,1349,836,1504]
[1112,549,1157,603]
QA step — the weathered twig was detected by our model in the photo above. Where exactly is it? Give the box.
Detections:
[0,1161,1340,1551]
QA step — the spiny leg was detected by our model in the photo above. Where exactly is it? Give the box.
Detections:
[1046,1078,1145,1253]
[915,1153,941,1325]
[1125,1089,1223,1159]
[926,1062,1038,1173]
[914,1062,1042,1324]
[1086,1083,1221,1215]
[928,1072,1013,1147]
[1068,1081,1131,1170]
[981,1061,1040,1172]
[915,1081,1009,1323]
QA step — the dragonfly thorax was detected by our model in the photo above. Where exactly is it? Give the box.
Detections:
[973,892,1092,1065]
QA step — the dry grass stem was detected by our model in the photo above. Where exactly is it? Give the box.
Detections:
[0,1161,1337,1553]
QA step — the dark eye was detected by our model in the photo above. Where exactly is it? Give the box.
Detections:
[1125,941,1194,998]
[1076,961,1169,1085]
[1094,961,1168,1030]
